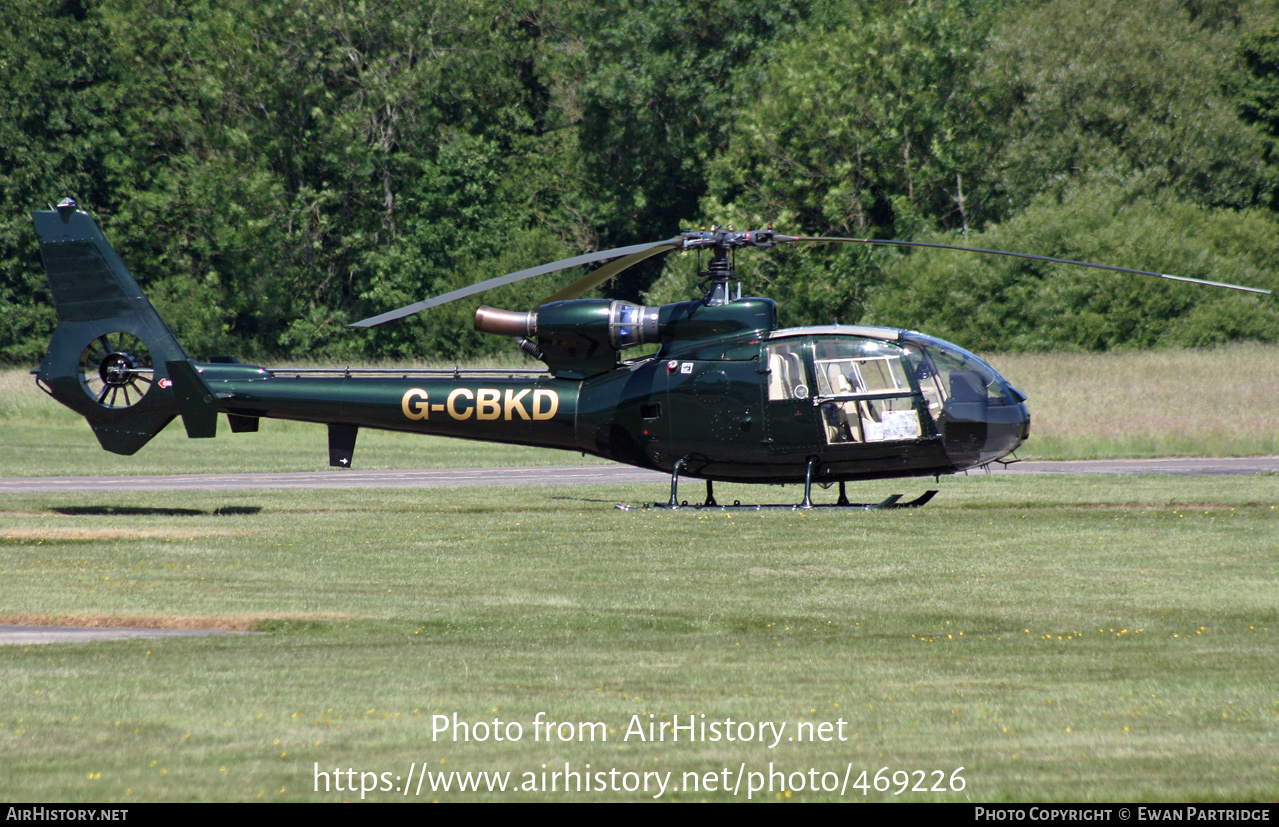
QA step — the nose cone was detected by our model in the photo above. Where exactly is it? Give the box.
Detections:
[980,395,1030,465]
[936,384,1029,468]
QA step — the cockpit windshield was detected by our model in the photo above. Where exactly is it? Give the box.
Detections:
[898,331,1028,465]
[899,332,1023,412]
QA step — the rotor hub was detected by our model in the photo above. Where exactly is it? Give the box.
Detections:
[100,352,139,387]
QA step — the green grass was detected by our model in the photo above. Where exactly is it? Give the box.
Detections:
[0,419,606,477]
[0,474,1276,801]
[989,344,1279,459]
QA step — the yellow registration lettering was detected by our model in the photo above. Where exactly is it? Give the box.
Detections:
[447,388,474,420]
[402,388,429,421]
[476,388,501,420]
[504,388,531,420]
[532,389,559,421]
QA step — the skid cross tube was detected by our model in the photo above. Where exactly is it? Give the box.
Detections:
[668,458,687,508]
[800,457,818,509]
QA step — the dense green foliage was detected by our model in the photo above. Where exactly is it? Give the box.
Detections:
[3,0,1278,361]
[865,184,1279,349]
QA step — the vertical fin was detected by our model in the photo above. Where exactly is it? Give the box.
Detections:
[32,201,189,455]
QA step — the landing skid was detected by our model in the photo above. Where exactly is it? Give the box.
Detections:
[614,458,939,512]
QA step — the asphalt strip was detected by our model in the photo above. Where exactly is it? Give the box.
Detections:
[1,457,1276,493]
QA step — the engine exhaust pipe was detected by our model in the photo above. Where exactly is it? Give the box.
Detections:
[475,305,537,338]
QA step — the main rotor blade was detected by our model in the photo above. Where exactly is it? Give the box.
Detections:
[537,240,682,307]
[349,237,683,328]
[783,235,1272,295]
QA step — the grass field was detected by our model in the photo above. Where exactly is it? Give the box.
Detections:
[0,474,1276,802]
[991,344,1279,458]
[1,348,1276,801]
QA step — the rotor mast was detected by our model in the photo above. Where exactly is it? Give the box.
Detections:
[701,244,733,306]
[681,226,781,306]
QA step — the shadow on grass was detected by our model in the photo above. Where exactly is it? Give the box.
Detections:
[249,619,332,633]
[54,505,263,517]
[548,495,636,505]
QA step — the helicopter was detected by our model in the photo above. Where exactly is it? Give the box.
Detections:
[30,198,1271,509]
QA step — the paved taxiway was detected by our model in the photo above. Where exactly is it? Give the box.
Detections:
[2,456,1276,493]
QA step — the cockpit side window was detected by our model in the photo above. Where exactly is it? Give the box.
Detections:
[902,347,945,415]
[765,342,810,401]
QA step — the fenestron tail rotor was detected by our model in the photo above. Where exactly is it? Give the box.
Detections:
[33,201,193,455]
[79,332,154,409]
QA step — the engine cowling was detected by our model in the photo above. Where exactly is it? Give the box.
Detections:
[476,297,778,378]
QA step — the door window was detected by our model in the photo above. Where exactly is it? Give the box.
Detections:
[811,339,921,445]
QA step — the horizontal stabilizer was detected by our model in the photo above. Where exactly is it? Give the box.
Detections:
[228,414,260,433]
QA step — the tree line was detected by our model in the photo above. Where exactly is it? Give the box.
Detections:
[3,0,1278,363]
